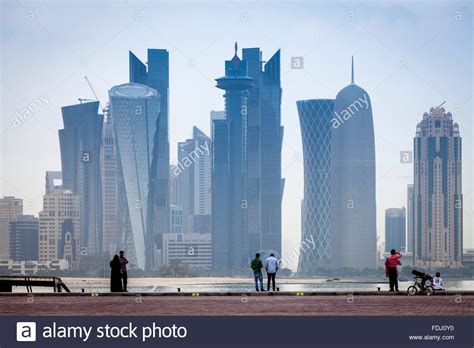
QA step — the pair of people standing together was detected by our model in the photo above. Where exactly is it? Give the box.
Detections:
[251,253,279,291]
[110,250,129,292]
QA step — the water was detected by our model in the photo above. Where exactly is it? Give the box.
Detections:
[11,279,473,293]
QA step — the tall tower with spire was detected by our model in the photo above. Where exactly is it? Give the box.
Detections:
[212,43,254,269]
[330,57,377,269]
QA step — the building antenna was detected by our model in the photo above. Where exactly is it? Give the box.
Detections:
[437,101,446,108]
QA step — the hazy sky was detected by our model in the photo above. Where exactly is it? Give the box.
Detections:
[1,0,472,268]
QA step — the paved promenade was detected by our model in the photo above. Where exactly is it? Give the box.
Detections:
[0,292,472,316]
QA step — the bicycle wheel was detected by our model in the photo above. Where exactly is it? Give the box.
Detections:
[424,286,434,296]
[407,286,417,296]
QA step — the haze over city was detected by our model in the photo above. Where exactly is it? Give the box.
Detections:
[1,0,472,271]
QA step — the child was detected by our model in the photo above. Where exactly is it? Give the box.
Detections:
[432,272,444,291]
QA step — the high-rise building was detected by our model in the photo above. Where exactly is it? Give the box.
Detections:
[330,58,377,269]
[0,196,23,260]
[45,171,62,193]
[413,106,462,268]
[9,215,39,261]
[129,49,170,248]
[175,127,211,234]
[101,117,119,255]
[407,184,414,253]
[59,101,103,255]
[170,205,183,234]
[212,43,254,269]
[297,99,334,273]
[169,165,179,206]
[385,208,406,252]
[163,232,212,270]
[243,47,283,257]
[109,82,161,271]
[39,189,81,269]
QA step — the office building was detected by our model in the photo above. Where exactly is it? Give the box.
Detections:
[0,196,23,260]
[109,82,161,270]
[39,189,81,269]
[297,99,334,273]
[163,233,212,270]
[9,215,39,261]
[212,43,254,269]
[385,208,406,252]
[129,49,170,248]
[407,184,414,253]
[45,171,62,193]
[59,101,103,254]
[175,127,211,234]
[243,47,283,257]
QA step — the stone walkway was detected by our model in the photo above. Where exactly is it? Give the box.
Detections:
[0,293,472,316]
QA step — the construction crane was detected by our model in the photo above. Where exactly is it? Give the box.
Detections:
[83,76,108,117]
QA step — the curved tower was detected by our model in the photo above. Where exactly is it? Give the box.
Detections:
[330,58,376,269]
[297,99,334,273]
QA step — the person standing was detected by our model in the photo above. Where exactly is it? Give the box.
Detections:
[385,249,402,292]
[251,253,265,291]
[109,255,123,292]
[265,253,279,291]
[119,250,129,292]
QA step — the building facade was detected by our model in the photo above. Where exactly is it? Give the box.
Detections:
[330,59,377,269]
[39,189,81,269]
[413,106,463,268]
[212,44,254,270]
[9,215,39,261]
[129,49,170,250]
[59,101,103,254]
[101,117,119,256]
[243,48,283,257]
[0,196,23,260]
[45,171,62,193]
[407,184,414,253]
[175,127,211,234]
[163,233,212,270]
[109,83,161,271]
[297,99,334,273]
[385,208,406,252]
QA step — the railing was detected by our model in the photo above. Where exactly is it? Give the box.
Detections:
[0,275,71,293]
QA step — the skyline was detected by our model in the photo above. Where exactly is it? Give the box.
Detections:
[1,1,472,270]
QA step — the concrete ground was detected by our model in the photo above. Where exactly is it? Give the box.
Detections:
[0,292,472,316]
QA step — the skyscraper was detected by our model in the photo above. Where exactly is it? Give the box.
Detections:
[330,58,377,269]
[59,101,103,255]
[0,196,23,260]
[101,117,119,255]
[297,99,334,273]
[407,184,414,253]
[9,215,39,261]
[109,82,161,271]
[39,189,81,269]
[129,49,170,247]
[385,208,406,252]
[243,48,283,257]
[175,127,211,234]
[212,43,254,269]
[413,106,463,268]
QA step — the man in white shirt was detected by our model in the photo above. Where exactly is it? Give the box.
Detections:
[265,253,279,291]
[433,272,444,290]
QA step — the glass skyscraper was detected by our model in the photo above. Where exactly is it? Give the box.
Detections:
[413,106,463,268]
[297,59,376,272]
[109,83,161,271]
[385,208,406,252]
[297,99,334,273]
[243,48,283,258]
[212,43,254,269]
[129,49,170,250]
[330,59,376,269]
[58,101,103,255]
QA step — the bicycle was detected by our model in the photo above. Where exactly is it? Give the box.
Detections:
[407,276,434,296]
